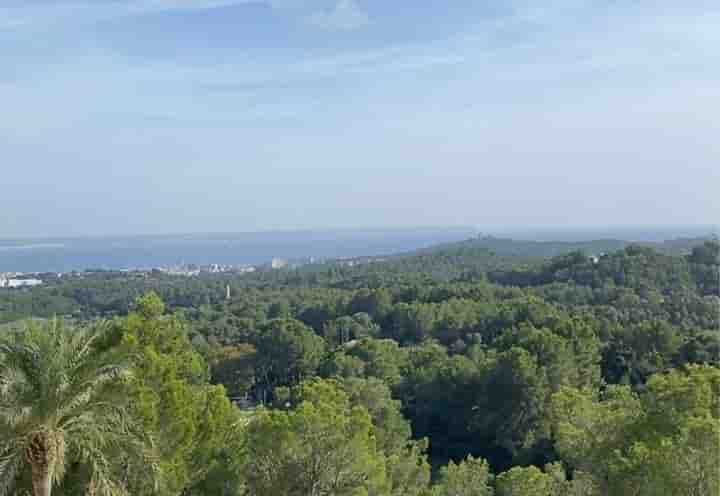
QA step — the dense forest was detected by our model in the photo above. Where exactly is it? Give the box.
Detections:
[0,237,718,495]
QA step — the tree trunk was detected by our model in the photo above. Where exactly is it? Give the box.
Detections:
[26,433,54,496]
[31,466,53,496]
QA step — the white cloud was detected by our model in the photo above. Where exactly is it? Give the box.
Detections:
[0,0,270,31]
[2,1,719,235]
[304,0,369,31]
[0,0,341,32]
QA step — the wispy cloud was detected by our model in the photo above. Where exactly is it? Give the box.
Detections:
[0,0,253,31]
[2,1,718,236]
[4,1,716,97]
[3,1,718,119]
[304,0,369,31]
[0,0,317,31]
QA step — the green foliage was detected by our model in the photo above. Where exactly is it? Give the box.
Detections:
[242,379,387,496]
[495,465,553,496]
[209,344,257,398]
[339,377,411,454]
[493,462,594,496]
[323,313,380,346]
[0,319,154,496]
[475,348,549,458]
[338,377,431,496]
[344,338,408,385]
[1,238,717,496]
[432,456,493,496]
[252,318,326,400]
[602,319,683,385]
[551,365,720,496]
[688,240,720,296]
[112,294,240,495]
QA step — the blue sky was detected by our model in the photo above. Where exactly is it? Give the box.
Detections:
[2,0,719,237]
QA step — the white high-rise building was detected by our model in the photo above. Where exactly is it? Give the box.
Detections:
[271,258,289,269]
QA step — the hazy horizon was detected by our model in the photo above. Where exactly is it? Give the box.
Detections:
[1,223,717,243]
[1,224,715,273]
[3,1,719,238]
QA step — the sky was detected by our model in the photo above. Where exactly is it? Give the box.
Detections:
[1,0,719,238]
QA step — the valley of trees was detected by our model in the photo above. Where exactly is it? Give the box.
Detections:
[0,237,718,495]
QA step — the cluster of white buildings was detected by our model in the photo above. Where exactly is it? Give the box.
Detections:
[207,263,256,274]
[158,263,257,277]
[269,256,325,269]
[0,277,43,288]
[336,257,387,268]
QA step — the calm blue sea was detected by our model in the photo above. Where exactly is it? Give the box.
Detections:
[0,228,477,273]
[1,225,714,273]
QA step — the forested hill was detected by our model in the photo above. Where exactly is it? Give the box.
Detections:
[296,235,714,287]
[0,235,715,322]
[415,235,708,258]
[0,237,718,495]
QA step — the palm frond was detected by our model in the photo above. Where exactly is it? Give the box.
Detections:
[0,441,23,496]
[57,365,132,423]
[0,319,150,496]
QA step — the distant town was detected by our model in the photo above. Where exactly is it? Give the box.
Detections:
[0,275,43,289]
[0,255,389,289]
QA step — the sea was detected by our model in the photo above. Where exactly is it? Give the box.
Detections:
[0,225,714,274]
[0,228,477,273]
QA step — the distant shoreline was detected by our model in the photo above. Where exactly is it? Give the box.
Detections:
[0,224,715,244]
[0,226,715,274]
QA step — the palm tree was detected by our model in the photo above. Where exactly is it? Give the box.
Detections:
[0,319,155,496]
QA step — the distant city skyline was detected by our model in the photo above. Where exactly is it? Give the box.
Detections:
[2,1,719,238]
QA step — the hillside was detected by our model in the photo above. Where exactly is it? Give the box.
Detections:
[0,236,718,495]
